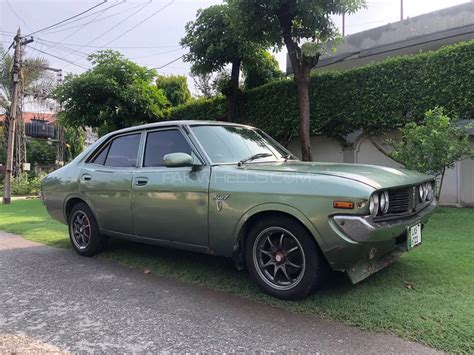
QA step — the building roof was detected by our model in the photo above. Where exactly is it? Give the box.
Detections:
[287,2,474,74]
[0,112,56,124]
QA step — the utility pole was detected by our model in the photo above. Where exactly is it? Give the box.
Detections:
[342,12,346,37]
[3,28,33,204]
[400,0,404,21]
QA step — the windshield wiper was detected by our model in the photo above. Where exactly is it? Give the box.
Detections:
[282,153,294,162]
[238,153,272,166]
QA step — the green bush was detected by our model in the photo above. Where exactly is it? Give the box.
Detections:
[0,173,43,196]
[166,40,474,142]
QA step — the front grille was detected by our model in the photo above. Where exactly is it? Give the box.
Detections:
[387,188,412,214]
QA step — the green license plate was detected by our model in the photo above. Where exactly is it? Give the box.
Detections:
[407,223,422,250]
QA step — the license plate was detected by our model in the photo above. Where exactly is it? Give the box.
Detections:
[407,223,422,250]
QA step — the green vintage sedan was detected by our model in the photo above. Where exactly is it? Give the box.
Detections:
[42,121,437,300]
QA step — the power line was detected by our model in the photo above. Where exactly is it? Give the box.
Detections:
[33,38,180,49]
[54,0,126,44]
[26,0,107,36]
[37,1,143,36]
[129,47,185,60]
[61,1,152,64]
[0,41,14,61]
[151,54,185,70]
[5,0,33,32]
[99,0,175,49]
[27,46,89,70]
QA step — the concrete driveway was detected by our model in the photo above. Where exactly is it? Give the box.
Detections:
[0,231,439,353]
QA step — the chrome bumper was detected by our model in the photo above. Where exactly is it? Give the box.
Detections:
[331,200,437,243]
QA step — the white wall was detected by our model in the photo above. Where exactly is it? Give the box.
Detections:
[287,134,474,207]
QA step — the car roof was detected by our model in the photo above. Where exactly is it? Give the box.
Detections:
[110,120,252,136]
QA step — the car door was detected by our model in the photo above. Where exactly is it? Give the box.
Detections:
[80,132,142,235]
[131,127,210,247]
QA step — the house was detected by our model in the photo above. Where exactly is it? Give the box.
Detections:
[285,2,474,207]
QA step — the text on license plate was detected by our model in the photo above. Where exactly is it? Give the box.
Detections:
[408,223,422,249]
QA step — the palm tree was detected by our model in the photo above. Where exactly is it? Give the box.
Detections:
[0,46,51,115]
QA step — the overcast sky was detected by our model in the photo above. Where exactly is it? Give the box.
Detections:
[0,0,469,97]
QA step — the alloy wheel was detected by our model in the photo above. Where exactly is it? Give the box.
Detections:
[253,227,306,291]
[70,211,91,250]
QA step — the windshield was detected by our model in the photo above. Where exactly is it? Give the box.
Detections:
[190,125,293,164]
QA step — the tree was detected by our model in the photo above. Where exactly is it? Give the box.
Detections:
[156,74,191,107]
[242,49,285,89]
[229,0,365,160]
[191,73,215,98]
[0,47,50,115]
[181,4,261,121]
[389,108,474,200]
[26,140,56,166]
[55,50,168,135]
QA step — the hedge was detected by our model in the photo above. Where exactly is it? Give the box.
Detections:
[166,40,474,142]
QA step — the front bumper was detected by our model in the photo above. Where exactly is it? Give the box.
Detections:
[326,200,437,283]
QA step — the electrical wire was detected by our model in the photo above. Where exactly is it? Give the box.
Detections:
[53,0,126,44]
[37,1,143,36]
[98,0,175,49]
[5,0,33,32]
[0,41,14,61]
[151,54,185,70]
[33,39,180,49]
[129,47,185,60]
[27,46,89,70]
[26,0,107,36]
[61,1,152,63]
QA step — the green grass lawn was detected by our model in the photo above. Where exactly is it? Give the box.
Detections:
[0,199,473,353]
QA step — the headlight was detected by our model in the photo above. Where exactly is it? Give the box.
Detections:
[418,184,426,201]
[379,190,389,214]
[425,182,433,201]
[369,193,379,217]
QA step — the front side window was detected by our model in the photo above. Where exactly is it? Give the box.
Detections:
[98,133,141,167]
[190,125,289,164]
[143,129,192,167]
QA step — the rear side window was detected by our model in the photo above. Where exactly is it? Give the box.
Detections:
[105,134,141,167]
[90,143,110,165]
[144,129,192,167]
[89,133,141,167]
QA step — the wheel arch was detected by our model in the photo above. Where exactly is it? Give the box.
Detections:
[232,203,326,268]
[63,194,99,227]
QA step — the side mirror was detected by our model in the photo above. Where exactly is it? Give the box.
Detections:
[163,153,194,167]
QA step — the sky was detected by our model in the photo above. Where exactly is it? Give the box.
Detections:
[0,0,470,100]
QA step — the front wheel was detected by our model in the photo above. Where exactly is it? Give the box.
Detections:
[68,202,107,257]
[245,216,327,300]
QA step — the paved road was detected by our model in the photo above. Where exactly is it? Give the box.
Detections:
[0,231,439,354]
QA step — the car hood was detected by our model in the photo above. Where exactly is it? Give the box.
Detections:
[240,161,432,189]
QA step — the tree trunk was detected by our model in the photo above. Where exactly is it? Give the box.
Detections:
[295,77,312,161]
[226,59,241,122]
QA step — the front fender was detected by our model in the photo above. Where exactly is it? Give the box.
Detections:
[232,202,328,252]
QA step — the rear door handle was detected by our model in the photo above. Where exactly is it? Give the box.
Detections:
[81,174,92,181]
[134,177,148,186]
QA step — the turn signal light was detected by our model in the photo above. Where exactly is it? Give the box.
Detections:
[333,201,354,209]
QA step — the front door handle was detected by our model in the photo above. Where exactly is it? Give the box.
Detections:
[81,173,92,181]
[134,177,148,186]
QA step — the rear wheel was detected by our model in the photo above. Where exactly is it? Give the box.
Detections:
[245,216,327,300]
[68,202,107,257]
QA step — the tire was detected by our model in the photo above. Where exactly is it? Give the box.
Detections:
[68,202,107,257]
[245,215,327,300]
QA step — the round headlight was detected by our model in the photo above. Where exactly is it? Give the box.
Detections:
[369,193,379,217]
[379,191,389,214]
[425,182,433,201]
[418,184,426,201]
